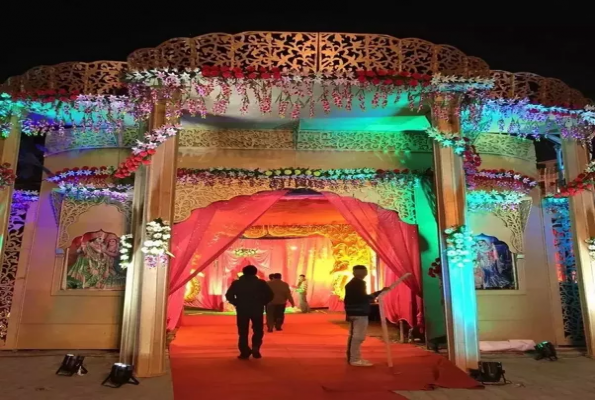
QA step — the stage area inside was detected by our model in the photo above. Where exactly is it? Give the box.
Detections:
[170,313,481,400]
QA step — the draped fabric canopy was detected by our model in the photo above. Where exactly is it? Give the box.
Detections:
[168,190,422,331]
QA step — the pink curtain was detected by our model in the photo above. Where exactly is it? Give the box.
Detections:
[167,190,288,330]
[322,192,422,326]
[185,237,335,310]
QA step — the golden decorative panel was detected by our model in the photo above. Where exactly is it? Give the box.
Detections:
[178,129,295,149]
[127,32,487,76]
[243,224,372,274]
[0,61,127,96]
[491,198,533,253]
[174,179,416,224]
[45,127,139,155]
[297,130,432,152]
[472,133,536,162]
[489,70,590,109]
[0,207,28,341]
[57,198,131,249]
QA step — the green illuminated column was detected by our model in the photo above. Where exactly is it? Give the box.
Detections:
[431,95,479,371]
[0,114,21,271]
[561,140,595,356]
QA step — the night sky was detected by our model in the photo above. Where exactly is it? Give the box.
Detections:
[3,17,594,186]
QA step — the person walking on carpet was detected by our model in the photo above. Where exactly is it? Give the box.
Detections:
[225,265,274,360]
[296,274,310,313]
[266,273,295,332]
[344,265,388,367]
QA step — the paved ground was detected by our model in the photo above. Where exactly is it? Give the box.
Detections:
[1,349,594,399]
[0,351,173,400]
[397,352,595,399]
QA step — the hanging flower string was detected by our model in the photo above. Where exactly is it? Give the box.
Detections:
[0,92,135,137]
[127,67,493,123]
[114,124,181,178]
[444,226,476,268]
[177,167,429,189]
[119,234,133,269]
[0,163,16,188]
[142,218,173,268]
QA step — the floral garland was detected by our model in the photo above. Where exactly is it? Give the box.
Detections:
[233,248,258,257]
[444,225,476,268]
[142,218,173,268]
[47,166,117,184]
[114,124,180,178]
[126,67,493,122]
[467,190,527,213]
[11,190,39,210]
[0,163,16,188]
[177,167,428,189]
[464,97,594,141]
[428,257,442,279]
[56,182,132,203]
[119,234,133,269]
[555,160,595,197]
[473,169,537,192]
[586,238,595,260]
[425,127,481,189]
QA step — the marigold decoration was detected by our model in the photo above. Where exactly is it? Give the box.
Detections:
[56,183,132,203]
[556,160,595,198]
[176,167,429,189]
[233,248,258,257]
[0,163,16,188]
[444,226,476,268]
[142,218,173,268]
[586,238,595,260]
[119,234,133,270]
[114,124,180,178]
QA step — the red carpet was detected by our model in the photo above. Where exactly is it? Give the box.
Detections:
[170,313,482,399]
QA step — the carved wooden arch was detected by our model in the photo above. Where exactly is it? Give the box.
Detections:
[174,179,418,225]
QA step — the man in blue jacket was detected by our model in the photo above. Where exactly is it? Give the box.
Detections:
[344,265,387,367]
[225,265,274,360]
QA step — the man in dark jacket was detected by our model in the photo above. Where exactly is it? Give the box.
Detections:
[225,265,274,359]
[266,273,295,332]
[344,265,387,367]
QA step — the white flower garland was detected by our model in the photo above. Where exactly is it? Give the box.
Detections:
[142,219,173,268]
[586,237,595,260]
[444,225,476,268]
[119,234,133,269]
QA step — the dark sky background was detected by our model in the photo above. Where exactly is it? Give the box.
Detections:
[3,16,594,187]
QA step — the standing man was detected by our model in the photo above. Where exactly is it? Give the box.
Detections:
[344,265,387,367]
[296,274,310,313]
[266,273,295,332]
[225,265,274,360]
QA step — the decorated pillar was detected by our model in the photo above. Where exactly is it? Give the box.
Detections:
[430,95,479,371]
[561,140,595,356]
[117,100,179,377]
[0,114,21,269]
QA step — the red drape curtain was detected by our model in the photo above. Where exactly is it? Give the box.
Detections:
[167,190,288,330]
[321,192,422,326]
[185,237,335,310]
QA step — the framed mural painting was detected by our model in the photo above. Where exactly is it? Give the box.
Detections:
[63,230,126,290]
[474,234,518,290]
